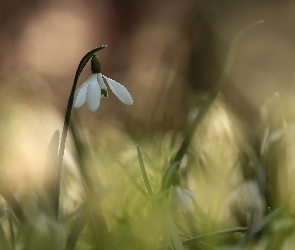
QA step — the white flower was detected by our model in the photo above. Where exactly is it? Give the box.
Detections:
[170,186,203,213]
[74,73,133,112]
[225,180,265,224]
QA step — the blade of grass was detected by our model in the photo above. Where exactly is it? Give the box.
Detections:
[137,145,153,196]
[69,117,110,249]
[0,185,27,224]
[250,206,283,237]
[43,130,59,217]
[8,210,15,250]
[88,210,111,249]
[182,227,248,246]
[163,199,184,250]
[59,204,84,223]
[65,204,88,250]
[0,222,10,250]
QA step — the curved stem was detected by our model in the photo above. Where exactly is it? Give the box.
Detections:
[173,19,264,166]
[161,20,264,191]
[54,45,107,218]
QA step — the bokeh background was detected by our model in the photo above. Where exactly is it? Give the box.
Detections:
[1,0,295,130]
[1,0,295,249]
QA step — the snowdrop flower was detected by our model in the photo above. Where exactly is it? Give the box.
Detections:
[170,185,203,213]
[169,171,202,213]
[74,55,133,112]
[225,180,265,225]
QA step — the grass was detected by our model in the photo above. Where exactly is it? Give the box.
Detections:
[0,20,295,250]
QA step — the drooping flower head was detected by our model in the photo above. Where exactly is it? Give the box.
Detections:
[170,171,203,213]
[74,55,133,112]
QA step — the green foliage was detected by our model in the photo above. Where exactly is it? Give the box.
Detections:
[2,21,295,250]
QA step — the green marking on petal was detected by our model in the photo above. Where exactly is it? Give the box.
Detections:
[101,88,108,98]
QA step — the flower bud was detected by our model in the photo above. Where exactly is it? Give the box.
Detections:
[91,55,101,73]
[171,171,180,186]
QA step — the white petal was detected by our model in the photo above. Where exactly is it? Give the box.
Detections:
[183,189,204,207]
[86,77,101,112]
[102,75,133,105]
[177,188,195,213]
[171,186,195,213]
[97,73,108,98]
[170,186,182,210]
[73,77,92,108]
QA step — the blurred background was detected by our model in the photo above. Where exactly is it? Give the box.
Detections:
[1,0,295,131]
[1,0,295,248]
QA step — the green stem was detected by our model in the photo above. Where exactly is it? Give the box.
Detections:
[161,20,264,191]
[54,45,107,218]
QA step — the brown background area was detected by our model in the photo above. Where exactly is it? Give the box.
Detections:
[1,0,295,133]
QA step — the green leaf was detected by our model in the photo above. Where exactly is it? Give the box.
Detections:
[0,223,10,250]
[164,199,184,250]
[65,205,88,250]
[137,145,153,196]
[43,130,59,217]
